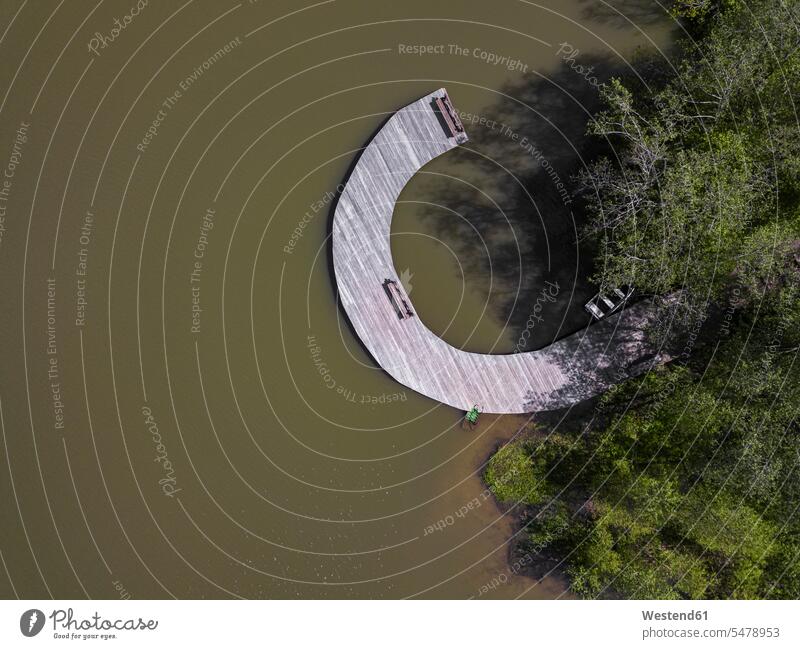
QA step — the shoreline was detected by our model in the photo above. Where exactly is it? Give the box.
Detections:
[474,413,573,598]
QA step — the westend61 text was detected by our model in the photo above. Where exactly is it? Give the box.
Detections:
[642,610,708,621]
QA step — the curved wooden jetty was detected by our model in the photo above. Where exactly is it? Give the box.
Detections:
[332,89,667,413]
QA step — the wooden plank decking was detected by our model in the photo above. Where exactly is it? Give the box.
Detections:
[332,89,667,413]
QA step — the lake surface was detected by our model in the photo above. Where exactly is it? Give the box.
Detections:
[0,0,674,598]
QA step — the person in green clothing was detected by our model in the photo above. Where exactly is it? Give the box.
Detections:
[463,405,480,430]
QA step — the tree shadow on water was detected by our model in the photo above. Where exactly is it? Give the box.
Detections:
[414,54,631,350]
[578,0,672,29]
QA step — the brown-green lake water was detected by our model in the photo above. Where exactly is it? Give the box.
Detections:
[0,0,674,598]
